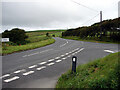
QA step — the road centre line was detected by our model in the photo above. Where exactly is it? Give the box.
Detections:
[36,66,46,71]
[4,76,19,83]
[39,61,47,65]
[0,74,10,79]
[22,49,53,57]
[28,65,37,69]
[47,62,55,66]
[14,69,26,74]
[48,59,54,62]
[55,57,60,59]
[23,71,34,76]
[56,60,62,63]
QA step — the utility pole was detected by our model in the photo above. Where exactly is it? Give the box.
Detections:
[100,11,102,39]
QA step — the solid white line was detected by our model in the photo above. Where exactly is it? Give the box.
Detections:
[48,59,54,62]
[23,71,34,76]
[104,50,115,53]
[39,61,47,65]
[28,65,37,69]
[4,76,19,83]
[56,60,62,63]
[36,66,46,70]
[0,74,10,79]
[55,57,60,59]
[47,62,55,66]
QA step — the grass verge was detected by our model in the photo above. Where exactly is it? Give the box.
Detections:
[62,36,120,44]
[56,52,120,88]
[2,38,55,55]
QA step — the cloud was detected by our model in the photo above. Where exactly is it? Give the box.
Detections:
[1,0,119,32]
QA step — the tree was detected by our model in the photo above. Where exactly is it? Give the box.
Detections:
[46,32,49,37]
[2,28,28,44]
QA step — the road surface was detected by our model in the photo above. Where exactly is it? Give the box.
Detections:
[1,37,119,88]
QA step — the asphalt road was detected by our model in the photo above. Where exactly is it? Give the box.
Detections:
[1,37,119,88]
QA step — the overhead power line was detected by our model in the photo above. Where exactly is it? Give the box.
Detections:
[81,13,99,26]
[71,0,98,12]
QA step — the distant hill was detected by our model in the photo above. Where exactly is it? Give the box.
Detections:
[62,17,120,42]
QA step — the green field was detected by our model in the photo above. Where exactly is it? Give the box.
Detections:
[56,52,119,88]
[2,30,64,55]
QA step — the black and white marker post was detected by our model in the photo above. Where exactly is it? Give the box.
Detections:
[72,56,77,73]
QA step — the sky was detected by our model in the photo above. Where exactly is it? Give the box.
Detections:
[1,0,120,32]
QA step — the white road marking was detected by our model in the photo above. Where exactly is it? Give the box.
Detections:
[72,53,75,55]
[48,59,54,62]
[67,55,71,57]
[28,65,37,69]
[4,76,19,83]
[40,49,53,53]
[75,48,79,50]
[62,58,66,60]
[78,48,84,52]
[22,49,53,57]
[14,69,26,74]
[104,50,115,53]
[22,55,27,57]
[47,62,55,66]
[55,57,60,59]
[61,55,64,57]
[56,60,62,63]
[36,66,46,70]
[23,71,34,76]
[39,61,47,65]
[0,74,10,79]
[60,43,66,47]
[66,53,69,55]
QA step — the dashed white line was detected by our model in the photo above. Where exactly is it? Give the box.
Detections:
[56,60,62,63]
[47,62,55,66]
[39,61,47,65]
[55,57,60,59]
[62,58,66,60]
[0,74,10,79]
[104,50,115,53]
[72,53,75,55]
[65,53,69,55]
[4,76,19,83]
[61,55,64,57]
[14,69,26,74]
[48,59,54,62]
[28,65,37,69]
[36,66,46,71]
[67,55,71,58]
[22,55,27,57]
[23,71,34,76]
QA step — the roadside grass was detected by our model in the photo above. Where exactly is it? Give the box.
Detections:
[62,36,120,44]
[2,38,55,55]
[56,52,120,88]
[2,30,65,55]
